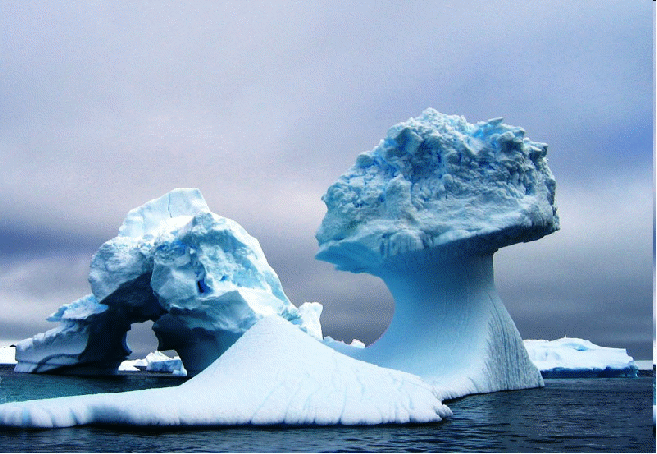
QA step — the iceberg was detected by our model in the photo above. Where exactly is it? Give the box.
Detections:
[0,317,451,428]
[524,338,638,378]
[15,189,320,376]
[3,109,564,428]
[316,109,559,398]
[0,346,16,365]
[117,360,141,372]
[119,351,187,376]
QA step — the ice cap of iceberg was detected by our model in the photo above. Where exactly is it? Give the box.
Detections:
[317,109,558,273]
[317,110,558,397]
[0,317,451,428]
[15,189,321,376]
[117,187,211,239]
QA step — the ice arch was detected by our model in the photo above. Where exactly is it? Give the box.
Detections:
[316,110,559,397]
[15,189,321,376]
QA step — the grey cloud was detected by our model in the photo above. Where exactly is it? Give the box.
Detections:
[0,1,652,360]
[0,224,104,256]
[0,320,54,346]
[494,171,653,359]
[0,256,91,340]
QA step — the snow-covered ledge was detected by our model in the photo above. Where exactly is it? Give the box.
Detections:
[316,109,559,398]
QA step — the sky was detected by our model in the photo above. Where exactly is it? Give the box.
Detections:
[0,1,654,360]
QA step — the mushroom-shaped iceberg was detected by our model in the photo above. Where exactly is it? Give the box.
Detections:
[317,109,559,397]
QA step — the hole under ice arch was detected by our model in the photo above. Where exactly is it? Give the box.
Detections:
[125,320,175,359]
[309,269,394,346]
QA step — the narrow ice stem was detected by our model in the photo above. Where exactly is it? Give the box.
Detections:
[355,249,542,397]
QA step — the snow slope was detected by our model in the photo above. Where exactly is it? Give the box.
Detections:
[0,317,451,428]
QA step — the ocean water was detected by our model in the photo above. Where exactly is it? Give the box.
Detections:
[0,367,653,453]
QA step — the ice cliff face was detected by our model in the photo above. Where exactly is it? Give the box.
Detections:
[317,109,559,397]
[15,189,320,376]
[14,294,128,374]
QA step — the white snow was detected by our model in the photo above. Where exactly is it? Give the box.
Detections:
[524,338,637,372]
[349,339,366,348]
[297,302,323,340]
[0,317,451,428]
[15,189,319,376]
[118,187,209,239]
[316,110,555,397]
[0,346,16,365]
[117,360,141,372]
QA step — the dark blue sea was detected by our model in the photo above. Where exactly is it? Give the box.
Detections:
[0,366,653,452]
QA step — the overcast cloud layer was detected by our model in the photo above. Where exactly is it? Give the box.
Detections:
[1,1,653,360]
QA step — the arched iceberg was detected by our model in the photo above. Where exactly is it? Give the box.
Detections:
[15,189,320,376]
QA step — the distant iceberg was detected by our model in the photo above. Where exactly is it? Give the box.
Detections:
[0,347,16,365]
[0,317,451,428]
[524,338,638,378]
[119,351,187,376]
